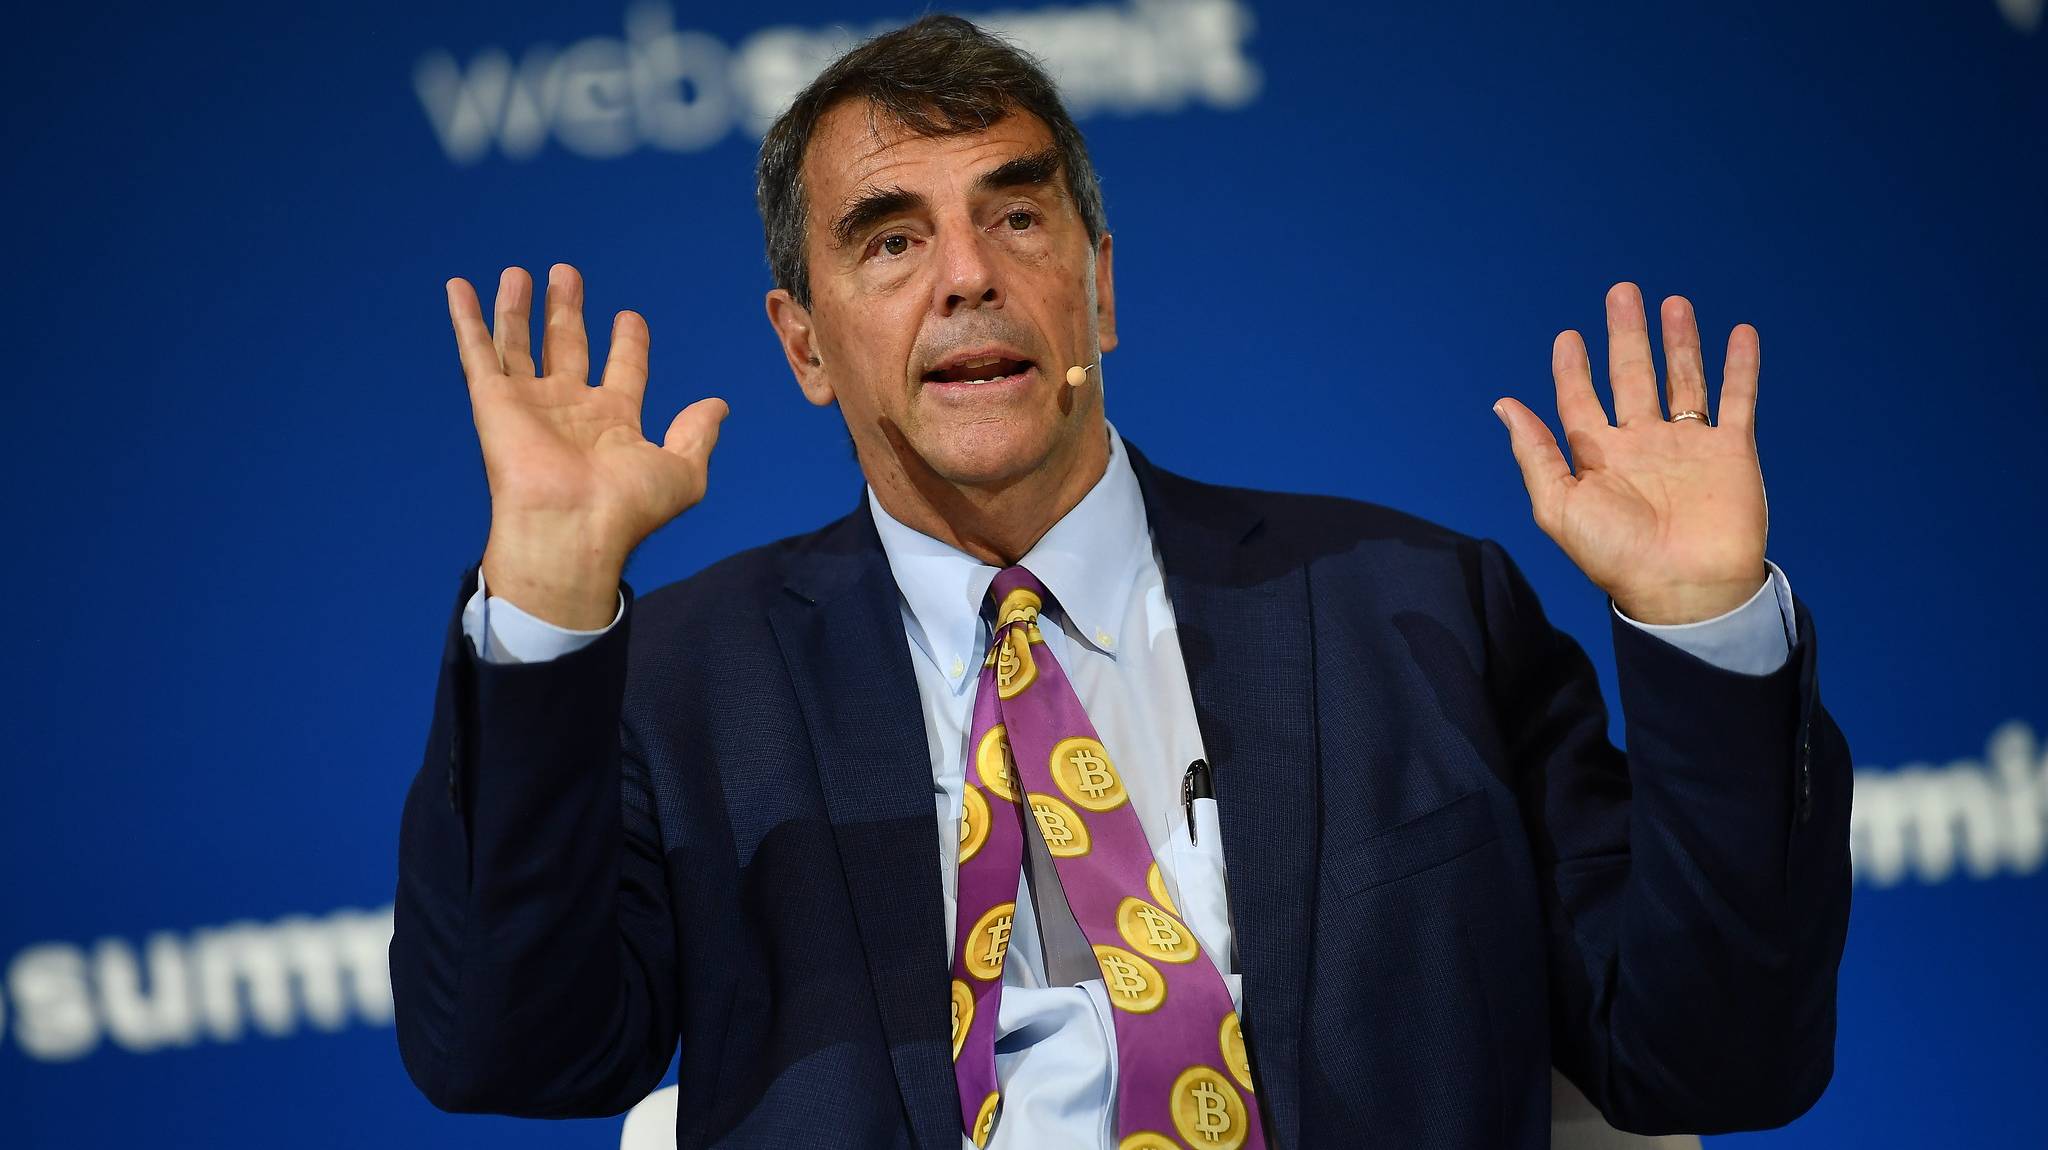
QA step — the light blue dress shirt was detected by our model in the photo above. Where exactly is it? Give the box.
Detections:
[460,425,1797,1148]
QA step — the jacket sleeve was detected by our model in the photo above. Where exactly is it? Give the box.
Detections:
[1475,538,1852,1135]
[390,565,679,1117]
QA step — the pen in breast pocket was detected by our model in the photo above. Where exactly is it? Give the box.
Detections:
[1181,758,1213,845]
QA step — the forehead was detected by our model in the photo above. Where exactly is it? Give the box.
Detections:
[802,99,1059,219]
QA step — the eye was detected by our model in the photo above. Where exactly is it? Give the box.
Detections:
[879,234,910,256]
[1005,210,1034,231]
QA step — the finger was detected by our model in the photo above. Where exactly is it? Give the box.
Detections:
[1493,396,1576,531]
[541,263,590,381]
[1719,323,1760,438]
[599,310,651,407]
[662,397,730,465]
[1551,330,1609,438]
[1659,294,1709,423]
[491,267,536,378]
[1605,282,1662,426]
[444,277,500,383]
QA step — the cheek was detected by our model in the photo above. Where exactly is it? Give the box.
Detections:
[1000,231,1057,271]
[1006,235,1087,307]
[857,256,922,297]
[817,315,916,413]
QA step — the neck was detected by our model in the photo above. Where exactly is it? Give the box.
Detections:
[863,422,1111,566]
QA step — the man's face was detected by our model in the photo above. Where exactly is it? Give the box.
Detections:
[767,100,1116,492]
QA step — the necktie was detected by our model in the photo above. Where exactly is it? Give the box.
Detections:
[949,567,1264,1150]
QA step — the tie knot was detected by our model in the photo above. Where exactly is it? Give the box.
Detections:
[989,565,1051,633]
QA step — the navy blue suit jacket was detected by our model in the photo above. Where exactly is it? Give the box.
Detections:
[392,442,1851,1148]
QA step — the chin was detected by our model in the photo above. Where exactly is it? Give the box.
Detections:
[914,418,1061,488]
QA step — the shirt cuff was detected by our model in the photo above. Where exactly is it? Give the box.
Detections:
[459,565,625,665]
[1610,559,1797,676]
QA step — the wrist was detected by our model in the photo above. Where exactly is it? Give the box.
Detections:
[481,518,626,630]
[1611,567,1769,625]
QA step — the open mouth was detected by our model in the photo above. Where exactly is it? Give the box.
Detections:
[922,354,1035,385]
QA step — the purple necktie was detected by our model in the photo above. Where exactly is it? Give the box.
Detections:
[949,567,1264,1150]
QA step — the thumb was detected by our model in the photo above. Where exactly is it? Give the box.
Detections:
[663,397,729,462]
[1493,398,1574,525]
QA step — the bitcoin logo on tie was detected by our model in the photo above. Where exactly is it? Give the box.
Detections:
[1091,944,1167,1013]
[963,903,1016,981]
[1049,736,1127,811]
[1219,1012,1253,1091]
[1170,1066,1248,1150]
[997,587,1041,630]
[958,785,990,865]
[976,726,1018,801]
[1140,907,1177,945]
[1190,1084,1231,1142]
[1118,1136,1179,1150]
[1028,793,1092,858]
[971,1091,1000,1147]
[950,979,974,1061]
[994,630,1037,699]
[1116,896,1200,963]
[982,917,1012,967]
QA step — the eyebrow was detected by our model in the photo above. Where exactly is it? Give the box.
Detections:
[827,147,1066,251]
[974,146,1064,196]
[830,186,926,251]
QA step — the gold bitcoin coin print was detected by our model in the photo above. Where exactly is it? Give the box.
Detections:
[1116,896,1200,964]
[1049,736,1127,811]
[1170,1065,1248,1150]
[1220,1012,1253,1091]
[1092,944,1167,1013]
[958,785,990,865]
[1146,861,1180,916]
[972,1091,1000,1146]
[1028,793,1092,858]
[994,629,1037,699]
[950,979,974,1061]
[976,726,1018,801]
[997,587,1041,630]
[1118,1135,1180,1150]
[963,903,1016,981]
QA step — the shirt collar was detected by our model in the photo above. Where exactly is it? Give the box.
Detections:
[866,423,1152,693]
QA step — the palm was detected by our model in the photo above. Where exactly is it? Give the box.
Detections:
[448,265,727,560]
[1496,284,1769,624]
[472,359,695,536]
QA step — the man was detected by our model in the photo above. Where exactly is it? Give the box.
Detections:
[391,15,1850,1150]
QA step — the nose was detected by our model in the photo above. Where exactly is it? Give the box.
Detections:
[931,215,1001,315]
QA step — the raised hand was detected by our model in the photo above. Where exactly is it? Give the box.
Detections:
[448,263,728,628]
[1493,282,1769,625]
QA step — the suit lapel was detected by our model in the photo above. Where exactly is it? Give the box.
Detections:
[1129,443,1318,1150]
[768,508,957,1150]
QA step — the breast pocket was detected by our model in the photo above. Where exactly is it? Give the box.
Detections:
[1164,796,1237,967]
[1325,789,1500,898]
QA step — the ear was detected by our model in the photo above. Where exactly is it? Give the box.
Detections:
[765,289,835,406]
[1092,232,1118,355]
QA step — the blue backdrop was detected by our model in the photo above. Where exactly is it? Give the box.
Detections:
[4,2,2043,1146]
